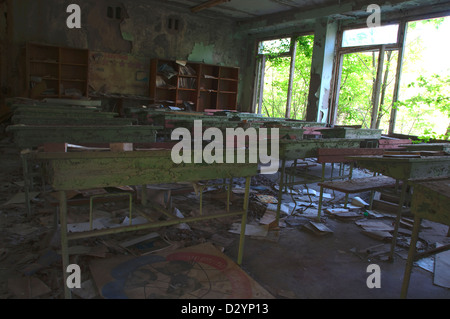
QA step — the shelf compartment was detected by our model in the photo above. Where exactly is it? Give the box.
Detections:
[26,43,89,98]
[219,66,239,79]
[217,92,237,110]
[219,79,238,93]
[60,47,89,65]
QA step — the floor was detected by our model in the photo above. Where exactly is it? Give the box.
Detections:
[0,135,449,299]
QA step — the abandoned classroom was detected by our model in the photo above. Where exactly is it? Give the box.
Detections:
[0,0,449,301]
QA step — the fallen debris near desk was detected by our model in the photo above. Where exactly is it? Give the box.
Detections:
[229,222,269,238]
[351,196,369,207]
[361,230,393,241]
[259,210,278,229]
[3,192,40,206]
[119,232,172,255]
[325,208,362,220]
[303,221,333,236]
[355,219,394,232]
[256,194,278,204]
[70,279,98,299]
[434,243,450,289]
[8,276,51,299]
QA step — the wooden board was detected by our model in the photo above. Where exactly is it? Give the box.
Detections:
[89,242,273,299]
[12,115,135,126]
[280,139,362,160]
[7,125,161,149]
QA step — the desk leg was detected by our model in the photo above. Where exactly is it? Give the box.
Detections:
[237,177,251,266]
[59,190,71,299]
[276,159,286,223]
[317,185,324,221]
[389,181,408,261]
[21,154,31,217]
[141,185,148,206]
[227,178,233,213]
[401,216,422,298]
[321,163,325,182]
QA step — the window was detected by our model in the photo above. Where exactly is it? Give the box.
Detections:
[258,38,291,55]
[331,23,401,134]
[254,35,314,120]
[342,24,399,47]
[393,17,450,140]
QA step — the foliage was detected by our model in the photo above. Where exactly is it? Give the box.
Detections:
[394,74,450,140]
[336,50,398,132]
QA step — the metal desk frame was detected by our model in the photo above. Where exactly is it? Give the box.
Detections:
[349,155,450,261]
[36,150,257,299]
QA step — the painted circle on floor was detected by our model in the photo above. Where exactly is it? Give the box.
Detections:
[101,251,253,299]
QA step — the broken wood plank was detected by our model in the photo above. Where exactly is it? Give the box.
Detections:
[303,221,333,236]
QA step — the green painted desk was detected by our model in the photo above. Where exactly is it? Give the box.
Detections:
[318,128,382,140]
[401,143,450,155]
[401,177,450,298]
[7,125,162,149]
[12,115,136,126]
[349,155,450,260]
[36,150,258,299]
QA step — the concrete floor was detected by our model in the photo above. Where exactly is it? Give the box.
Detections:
[229,216,450,299]
[225,163,450,299]
[0,136,449,299]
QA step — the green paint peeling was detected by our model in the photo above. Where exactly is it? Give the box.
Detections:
[122,32,134,41]
[189,42,215,64]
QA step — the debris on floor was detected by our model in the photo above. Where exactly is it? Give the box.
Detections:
[303,221,333,236]
[89,242,274,299]
[8,276,51,299]
[434,243,450,289]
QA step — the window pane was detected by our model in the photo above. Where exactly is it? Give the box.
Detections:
[394,17,450,138]
[342,25,399,47]
[259,38,291,55]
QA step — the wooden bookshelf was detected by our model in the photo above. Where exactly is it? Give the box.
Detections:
[26,43,89,99]
[149,58,239,112]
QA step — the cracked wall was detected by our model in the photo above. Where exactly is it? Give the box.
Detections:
[6,0,246,100]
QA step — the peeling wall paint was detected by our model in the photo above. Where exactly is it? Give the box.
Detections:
[188,42,215,65]
[0,1,8,98]
[6,0,245,100]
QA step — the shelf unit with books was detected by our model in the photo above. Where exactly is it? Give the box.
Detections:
[149,58,239,112]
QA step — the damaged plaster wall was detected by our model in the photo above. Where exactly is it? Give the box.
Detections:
[0,1,8,100]
[7,0,246,106]
[123,0,244,66]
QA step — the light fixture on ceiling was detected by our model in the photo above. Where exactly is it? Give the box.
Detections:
[190,0,231,13]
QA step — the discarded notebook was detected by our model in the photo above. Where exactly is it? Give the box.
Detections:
[119,232,172,255]
[325,208,362,220]
[303,221,333,236]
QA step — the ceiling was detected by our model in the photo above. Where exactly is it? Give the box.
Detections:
[163,0,341,20]
[155,0,450,22]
